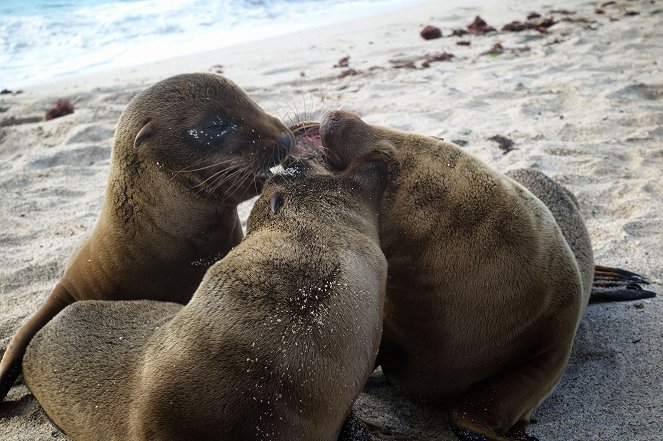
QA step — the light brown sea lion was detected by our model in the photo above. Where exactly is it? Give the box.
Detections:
[0,72,294,400]
[296,110,655,441]
[22,151,389,441]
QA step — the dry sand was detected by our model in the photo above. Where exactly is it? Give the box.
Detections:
[1,0,662,439]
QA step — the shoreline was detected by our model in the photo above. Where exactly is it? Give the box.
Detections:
[3,0,423,91]
[14,0,561,96]
[1,0,662,439]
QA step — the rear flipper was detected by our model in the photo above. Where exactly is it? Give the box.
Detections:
[590,265,657,302]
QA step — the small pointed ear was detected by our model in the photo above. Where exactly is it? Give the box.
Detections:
[134,120,155,149]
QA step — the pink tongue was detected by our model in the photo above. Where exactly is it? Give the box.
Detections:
[292,124,322,157]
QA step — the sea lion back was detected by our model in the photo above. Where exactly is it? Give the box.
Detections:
[506,167,594,298]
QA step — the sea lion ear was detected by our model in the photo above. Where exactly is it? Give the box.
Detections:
[134,120,155,149]
[343,147,392,204]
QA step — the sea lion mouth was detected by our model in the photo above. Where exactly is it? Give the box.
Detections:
[290,121,323,157]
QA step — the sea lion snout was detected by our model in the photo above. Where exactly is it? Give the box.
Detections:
[320,110,377,170]
[320,109,364,147]
[276,132,294,151]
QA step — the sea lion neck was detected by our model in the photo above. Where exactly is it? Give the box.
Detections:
[103,168,240,251]
[80,164,242,303]
[77,200,241,303]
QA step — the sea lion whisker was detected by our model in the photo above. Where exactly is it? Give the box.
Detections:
[302,75,328,122]
[167,157,213,175]
[170,158,238,178]
[249,146,279,179]
[193,165,243,190]
[204,165,252,196]
[278,102,297,128]
[235,171,254,196]
[213,167,252,203]
[207,169,242,195]
[302,82,327,124]
[289,95,301,125]
[197,171,238,196]
[251,174,259,196]
[282,98,303,130]
[193,170,225,190]
[279,79,326,130]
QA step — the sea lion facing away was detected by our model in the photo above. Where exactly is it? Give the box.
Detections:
[23,151,389,441]
[301,110,655,441]
[0,73,294,400]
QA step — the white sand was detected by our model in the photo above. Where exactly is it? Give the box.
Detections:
[1,0,661,439]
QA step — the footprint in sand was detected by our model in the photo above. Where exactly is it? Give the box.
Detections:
[0,115,43,127]
[606,83,663,100]
[65,125,114,145]
[30,144,111,169]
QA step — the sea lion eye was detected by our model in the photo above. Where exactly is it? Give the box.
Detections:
[187,114,238,143]
[205,118,238,138]
[270,195,284,215]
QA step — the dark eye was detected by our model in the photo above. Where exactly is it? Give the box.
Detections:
[205,118,237,137]
[270,194,284,215]
[187,114,238,143]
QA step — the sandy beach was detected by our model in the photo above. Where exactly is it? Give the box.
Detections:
[1,0,662,439]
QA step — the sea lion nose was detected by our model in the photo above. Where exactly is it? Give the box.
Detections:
[277,132,294,151]
[320,110,358,149]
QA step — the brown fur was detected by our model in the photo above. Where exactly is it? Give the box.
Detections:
[23,152,389,441]
[0,73,294,400]
[319,110,595,441]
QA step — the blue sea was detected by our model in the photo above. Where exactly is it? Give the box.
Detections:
[0,0,418,89]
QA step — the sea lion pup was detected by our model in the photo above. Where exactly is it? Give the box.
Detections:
[22,151,389,441]
[296,110,655,441]
[0,72,294,400]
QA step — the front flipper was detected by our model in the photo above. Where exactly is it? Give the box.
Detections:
[338,410,372,441]
[590,265,656,302]
[0,282,74,400]
[449,347,570,441]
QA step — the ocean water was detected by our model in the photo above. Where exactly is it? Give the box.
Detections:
[0,0,418,89]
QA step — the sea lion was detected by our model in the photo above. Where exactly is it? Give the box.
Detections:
[0,72,294,400]
[22,151,389,441]
[296,110,655,441]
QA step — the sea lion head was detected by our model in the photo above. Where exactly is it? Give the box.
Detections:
[247,149,390,237]
[114,73,294,205]
[290,110,397,173]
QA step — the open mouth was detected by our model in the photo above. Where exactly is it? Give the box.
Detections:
[290,121,323,157]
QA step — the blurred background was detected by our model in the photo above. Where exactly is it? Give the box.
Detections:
[0,0,419,89]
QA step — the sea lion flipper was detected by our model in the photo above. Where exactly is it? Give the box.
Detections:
[594,264,651,284]
[449,348,567,441]
[337,410,372,441]
[590,264,657,302]
[0,281,74,400]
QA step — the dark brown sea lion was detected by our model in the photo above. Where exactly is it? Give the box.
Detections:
[22,151,389,441]
[294,110,654,441]
[0,72,294,400]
